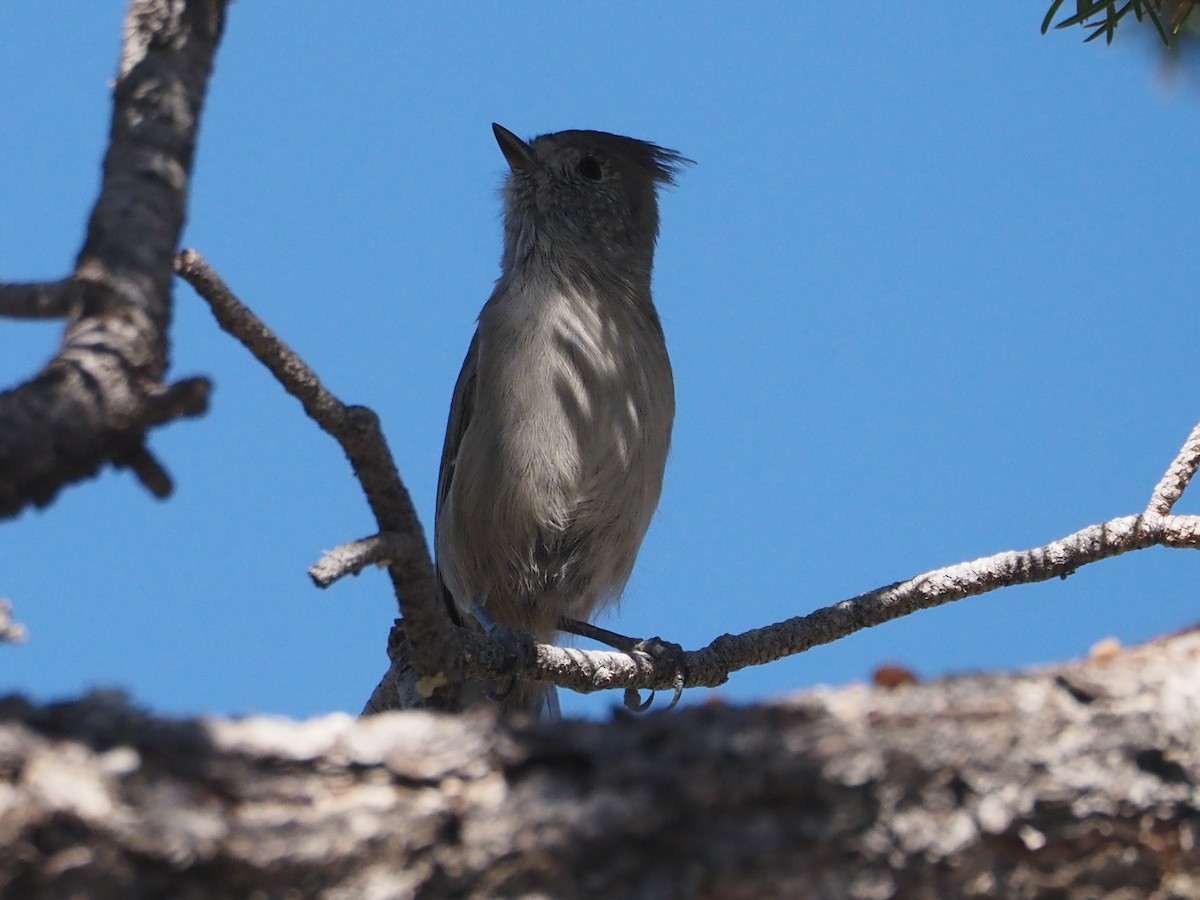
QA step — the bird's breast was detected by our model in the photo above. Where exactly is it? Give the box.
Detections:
[472,282,672,528]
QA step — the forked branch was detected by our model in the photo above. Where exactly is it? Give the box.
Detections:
[178,251,1200,710]
[0,1,224,520]
[175,250,460,711]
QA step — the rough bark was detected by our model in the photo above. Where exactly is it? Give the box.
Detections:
[2,629,1198,899]
[0,0,225,519]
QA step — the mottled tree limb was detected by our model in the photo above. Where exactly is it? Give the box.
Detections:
[357,510,1200,708]
[174,250,460,711]
[0,0,224,520]
[434,511,1199,697]
[487,427,1200,696]
[1147,421,1200,515]
[3,629,1199,898]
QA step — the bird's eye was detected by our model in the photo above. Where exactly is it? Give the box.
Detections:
[577,157,602,181]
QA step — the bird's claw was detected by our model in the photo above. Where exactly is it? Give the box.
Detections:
[623,687,654,712]
[556,618,688,713]
[471,603,530,704]
[626,635,687,713]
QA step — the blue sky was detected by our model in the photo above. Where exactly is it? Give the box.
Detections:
[2,4,1197,720]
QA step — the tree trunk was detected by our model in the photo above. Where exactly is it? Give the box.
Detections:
[2,628,1198,899]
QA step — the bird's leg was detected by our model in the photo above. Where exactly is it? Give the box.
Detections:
[558,617,687,712]
[468,602,499,633]
[470,604,562,716]
[469,603,521,702]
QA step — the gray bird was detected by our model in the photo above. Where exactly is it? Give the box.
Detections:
[435,123,687,715]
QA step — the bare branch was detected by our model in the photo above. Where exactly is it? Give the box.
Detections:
[308,531,423,588]
[173,250,345,426]
[361,620,428,714]
[177,241,1200,711]
[681,512,1199,690]
[329,401,1200,707]
[1146,421,1200,514]
[0,1,225,520]
[174,250,460,710]
[0,279,80,319]
[432,512,1200,700]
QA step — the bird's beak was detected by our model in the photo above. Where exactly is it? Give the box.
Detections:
[492,123,535,172]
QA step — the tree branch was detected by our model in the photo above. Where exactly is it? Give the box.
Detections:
[177,237,1200,710]
[382,511,1189,697]
[308,531,423,588]
[0,279,80,320]
[173,250,460,710]
[482,423,1200,695]
[3,629,1198,897]
[1147,421,1200,515]
[0,0,225,520]
[359,508,1200,706]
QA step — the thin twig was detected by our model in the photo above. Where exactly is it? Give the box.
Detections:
[309,531,423,588]
[457,512,1200,696]
[174,250,461,710]
[1146,422,1200,515]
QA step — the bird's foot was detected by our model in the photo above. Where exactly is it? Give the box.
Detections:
[470,603,526,703]
[558,617,687,712]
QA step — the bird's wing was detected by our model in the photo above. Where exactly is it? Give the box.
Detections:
[435,328,481,601]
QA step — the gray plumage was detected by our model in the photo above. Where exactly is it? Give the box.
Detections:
[435,124,687,714]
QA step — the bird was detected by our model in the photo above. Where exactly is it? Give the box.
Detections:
[435,123,688,715]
